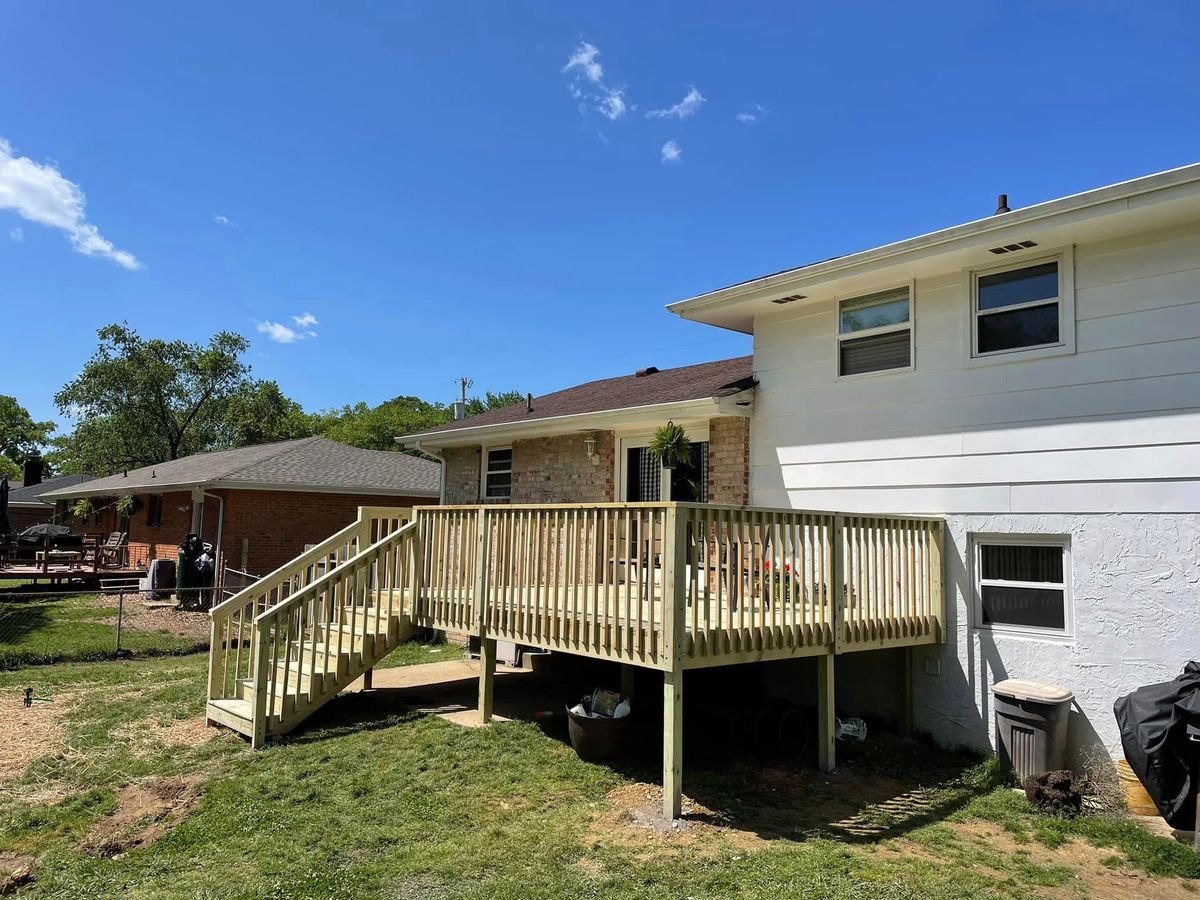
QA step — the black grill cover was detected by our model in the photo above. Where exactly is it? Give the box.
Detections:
[1114,661,1200,829]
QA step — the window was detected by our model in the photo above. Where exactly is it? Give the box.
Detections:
[837,286,912,376]
[972,259,1065,356]
[482,448,512,500]
[974,537,1071,635]
[146,494,163,527]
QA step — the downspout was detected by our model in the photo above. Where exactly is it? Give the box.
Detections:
[201,490,224,563]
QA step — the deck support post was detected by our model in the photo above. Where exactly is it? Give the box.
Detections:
[817,652,836,773]
[478,638,496,724]
[663,666,683,820]
[661,504,688,821]
[901,647,913,738]
[362,667,374,691]
[620,663,636,700]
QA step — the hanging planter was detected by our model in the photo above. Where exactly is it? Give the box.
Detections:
[649,421,691,470]
[71,498,95,520]
[116,494,142,517]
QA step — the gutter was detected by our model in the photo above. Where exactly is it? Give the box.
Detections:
[405,441,448,504]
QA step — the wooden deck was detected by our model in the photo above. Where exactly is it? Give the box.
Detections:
[0,564,146,587]
[208,503,946,820]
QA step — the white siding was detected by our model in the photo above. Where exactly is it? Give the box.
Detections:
[748,221,1200,760]
[751,222,1200,516]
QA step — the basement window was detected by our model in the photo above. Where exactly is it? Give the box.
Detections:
[482,448,512,501]
[973,537,1071,637]
[837,285,912,377]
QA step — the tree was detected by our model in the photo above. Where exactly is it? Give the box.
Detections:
[217,381,319,448]
[320,396,450,452]
[464,390,524,417]
[0,395,55,478]
[53,324,254,475]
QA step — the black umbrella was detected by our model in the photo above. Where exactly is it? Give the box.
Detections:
[0,477,10,538]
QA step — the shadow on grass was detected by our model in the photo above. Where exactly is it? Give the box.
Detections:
[277,659,1002,848]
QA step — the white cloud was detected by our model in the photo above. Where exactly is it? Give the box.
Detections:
[257,313,318,344]
[736,103,766,124]
[213,214,237,228]
[562,41,628,122]
[8,226,22,242]
[646,86,705,120]
[0,138,140,269]
[599,87,626,121]
[562,42,604,84]
[661,141,682,164]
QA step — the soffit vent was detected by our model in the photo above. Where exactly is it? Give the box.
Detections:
[988,239,1039,255]
[771,293,807,305]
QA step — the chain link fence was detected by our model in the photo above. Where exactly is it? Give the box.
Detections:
[0,584,213,669]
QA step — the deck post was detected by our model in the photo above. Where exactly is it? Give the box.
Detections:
[817,652,836,772]
[478,637,496,723]
[661,504,688,820]
[831,515,845,653]
[901,646,913,738]
[474,509,494,724]
[930,520,946,643]
[251,622,271,750]
[362,667,374,691]
[620,663,636,700]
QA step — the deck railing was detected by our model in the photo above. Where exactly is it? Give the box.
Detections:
[416,503,944,669]
[207,507,414,707]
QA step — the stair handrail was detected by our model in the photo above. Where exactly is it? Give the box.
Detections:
[247,519,420,744]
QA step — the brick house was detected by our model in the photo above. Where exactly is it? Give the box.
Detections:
[40,437,440,577]
[5,462,96,533]
[400,357,755,507]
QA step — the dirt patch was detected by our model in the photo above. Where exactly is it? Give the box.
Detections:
[587,774,1194,897]
[0,691,69,781]
[113,714,215,753]
[81,774,205,858]
[0,853,36,896]
[944,821,1196,899]
[82,595,210,642]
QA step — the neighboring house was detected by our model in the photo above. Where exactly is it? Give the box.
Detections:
[6,470,95,533]
[663,163,1200,765]
[401,357,756,507]
[41,437,440,577]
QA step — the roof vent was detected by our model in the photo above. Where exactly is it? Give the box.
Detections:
[987,239,1039,255]
[635,367,660,377]
[526,392,533,412]
[771,294,806,305]
[994,193,1010,215]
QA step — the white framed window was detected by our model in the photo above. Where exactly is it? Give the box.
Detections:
[966,249,1075,364]
[836,284,913,378]
[972,535,1072,638]
[481,447,512,501]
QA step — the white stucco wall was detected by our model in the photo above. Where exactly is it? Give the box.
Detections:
[911,513,1200,764]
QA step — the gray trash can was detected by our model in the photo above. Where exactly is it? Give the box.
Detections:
[993,679,1073,782]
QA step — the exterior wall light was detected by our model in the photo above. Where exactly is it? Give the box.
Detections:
[584,436,599,465]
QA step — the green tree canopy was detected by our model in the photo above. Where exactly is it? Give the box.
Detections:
[52,323,310,475]
[0,395,56,479]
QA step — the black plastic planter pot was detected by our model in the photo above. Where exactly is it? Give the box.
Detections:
[566,702,631,761]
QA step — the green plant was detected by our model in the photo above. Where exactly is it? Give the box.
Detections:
[115,494,140,517]
[648,421,691,469]
[70,498,95,520]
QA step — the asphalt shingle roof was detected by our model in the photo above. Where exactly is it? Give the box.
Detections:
[404,355,755,440]
[6,474,95,507]
[39,437,440,499]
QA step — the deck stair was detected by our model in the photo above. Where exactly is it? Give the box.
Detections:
[206,507,417,746]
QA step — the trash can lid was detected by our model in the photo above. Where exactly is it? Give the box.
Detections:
[993,678,1073,703]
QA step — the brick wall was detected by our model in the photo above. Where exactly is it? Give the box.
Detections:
[511,431,614,503]
[442,447,482,504]
[216,490,431,576]
[121,489,431,578]
[708,416,750,505]
[9,507,52,532]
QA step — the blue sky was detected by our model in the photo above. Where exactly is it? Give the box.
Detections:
[2,1,1198,429]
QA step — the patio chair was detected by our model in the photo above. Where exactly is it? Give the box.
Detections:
[91,531,128,569]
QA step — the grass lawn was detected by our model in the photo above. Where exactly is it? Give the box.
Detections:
[0,590,206,669]
[0,648,1196,899]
